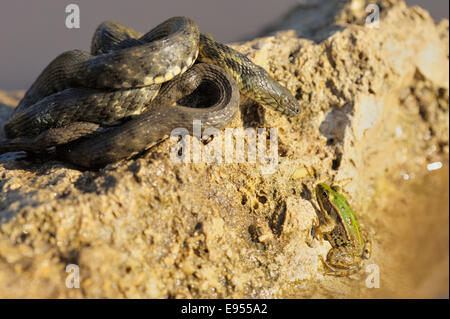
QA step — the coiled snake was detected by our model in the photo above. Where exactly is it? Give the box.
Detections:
[0,16,301,168]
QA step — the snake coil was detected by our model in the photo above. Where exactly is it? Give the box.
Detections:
[0,16,301,168]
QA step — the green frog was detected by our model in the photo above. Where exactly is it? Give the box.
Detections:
[314,183,371,276]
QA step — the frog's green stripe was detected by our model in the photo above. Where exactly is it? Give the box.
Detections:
[336,194,363,248]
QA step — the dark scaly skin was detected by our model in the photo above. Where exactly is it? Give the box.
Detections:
[0,16,301,167]
[0,63,239,165]
[5,86,159,138]
[0,122,102,153]
[58,64,240,168]
[7,17,199,137]
[198,34,300,116]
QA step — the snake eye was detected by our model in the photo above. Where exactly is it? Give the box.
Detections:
[281,96,289,105]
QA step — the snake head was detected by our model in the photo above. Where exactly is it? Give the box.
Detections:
[270,84,301,117]
[254,74,301,117]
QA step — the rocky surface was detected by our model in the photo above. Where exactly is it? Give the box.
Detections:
[0,0,448,298]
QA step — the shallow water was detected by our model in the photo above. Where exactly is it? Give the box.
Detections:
[367,165,449,298]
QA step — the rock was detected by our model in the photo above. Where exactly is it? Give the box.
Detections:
[0,0,448,298]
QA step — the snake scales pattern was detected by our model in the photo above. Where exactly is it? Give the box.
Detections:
[0,16,301,168]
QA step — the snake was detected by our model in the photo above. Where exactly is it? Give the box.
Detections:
[0,16,301,168]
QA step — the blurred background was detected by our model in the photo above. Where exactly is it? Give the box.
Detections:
[0,0,448,90]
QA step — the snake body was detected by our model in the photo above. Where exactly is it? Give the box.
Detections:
[0,16,301,168]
